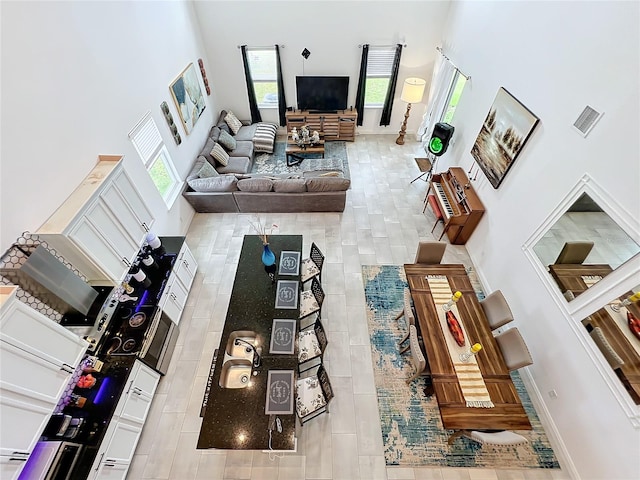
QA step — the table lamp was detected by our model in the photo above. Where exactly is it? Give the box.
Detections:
[396,77,426,145]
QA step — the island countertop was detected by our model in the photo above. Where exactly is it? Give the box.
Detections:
[197,235,302,451]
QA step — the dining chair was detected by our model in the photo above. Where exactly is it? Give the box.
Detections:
[494,327,533,372]
[295,364,334,426]
[414,241,447,264]
[405,325,431,384]
[395,288,416,351]
[479,290,514,331]
[554,241,594,264]
[589,326,625,370]
[447,429,529,447]
[299,276,325,328]
[297,318,328,374]
[300,242,325,285]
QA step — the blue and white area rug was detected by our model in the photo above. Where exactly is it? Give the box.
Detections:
[362,265,560,468]
[253,141,350,177]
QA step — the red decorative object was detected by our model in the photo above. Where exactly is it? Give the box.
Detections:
[198,58,211,95]
[628,311,640,341]
[446,310,466,347]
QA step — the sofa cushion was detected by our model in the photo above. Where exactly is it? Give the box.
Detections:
[229,140,253,158]
[306,176,351,192]
[209,126,221,143]
[224,111,243,135]
[237,178,274,192]
[198,161,219,178]
[273,178,307,193]
[210,142,229,167]
[199,138,217,166]
[217,156,252,175]
[233,123,258,142]
[187,175,238,192]
[218,129,237,151]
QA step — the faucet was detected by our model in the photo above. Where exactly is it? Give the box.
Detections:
[234,338,262,368]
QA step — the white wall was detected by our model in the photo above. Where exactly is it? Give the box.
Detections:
[191,0,450,135]
[439,2,640,479]
[0,0,214,251]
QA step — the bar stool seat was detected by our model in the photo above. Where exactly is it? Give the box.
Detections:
[425,194,447,240]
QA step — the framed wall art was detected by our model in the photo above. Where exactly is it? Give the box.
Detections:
[470,87,539,188]
[169,62,206,135]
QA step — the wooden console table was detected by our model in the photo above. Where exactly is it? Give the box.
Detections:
[286,110,357,141]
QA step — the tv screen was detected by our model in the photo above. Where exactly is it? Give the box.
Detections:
[296,76,349,112]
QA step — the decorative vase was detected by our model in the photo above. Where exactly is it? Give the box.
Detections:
[261,243,276,267]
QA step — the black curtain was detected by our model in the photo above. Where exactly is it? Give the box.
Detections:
[240,45,262,123]
[354,44,369,126]
[379,43,403,126]
[275,44,287,127]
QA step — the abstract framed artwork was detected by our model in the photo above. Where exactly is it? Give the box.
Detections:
[471,87,539,188]
[169,63,206,135]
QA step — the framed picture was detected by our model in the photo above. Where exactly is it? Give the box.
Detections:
[471,87,539,188]
[169,63,206,135]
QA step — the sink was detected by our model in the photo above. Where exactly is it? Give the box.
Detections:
[224,331,258,363]
[218,359,253,388]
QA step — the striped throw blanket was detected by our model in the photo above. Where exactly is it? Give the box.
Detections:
[253,123,277,153]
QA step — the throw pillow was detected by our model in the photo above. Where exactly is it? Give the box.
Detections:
[224,111,243,135]
[218,129,237,152]
[210,142,229,167]
[187,175,238,192]
[305,177,351,192]
[197,161,218,179]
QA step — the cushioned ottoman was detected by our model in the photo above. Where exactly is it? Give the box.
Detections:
[253,123,277,153]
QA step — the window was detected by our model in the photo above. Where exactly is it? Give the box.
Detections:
[440,71,467,124]
[364,46,397,107]
[246,47,278,108]
[129,113,181,207]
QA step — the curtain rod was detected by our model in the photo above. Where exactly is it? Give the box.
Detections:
[358,43,406,48]
[436,46,471,80]
[237,44,284,49]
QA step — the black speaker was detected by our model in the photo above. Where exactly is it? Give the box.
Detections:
[428,123,454,156]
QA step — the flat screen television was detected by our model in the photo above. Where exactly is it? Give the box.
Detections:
[296,76,349,112]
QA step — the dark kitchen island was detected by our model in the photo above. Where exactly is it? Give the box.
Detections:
[197,235,301,451]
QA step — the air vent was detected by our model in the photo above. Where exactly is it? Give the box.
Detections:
[572,105,603,137]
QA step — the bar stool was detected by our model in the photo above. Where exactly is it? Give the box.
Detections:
[424,194,448,240]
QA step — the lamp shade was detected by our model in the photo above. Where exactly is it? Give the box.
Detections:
[400,77,426,103]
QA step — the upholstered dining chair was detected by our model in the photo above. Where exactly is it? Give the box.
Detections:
[554,241,594,264]
[395,288,416,351]
[299,276,325,328]
[297,318,328,374]
[479,290,514,331]
[447,429,529,447]
[494,327,533,372]
[414,241,447,265]
[300,242,325,285]
[295,364,334,426]
[590,326,625,370]
[405,325,431,384]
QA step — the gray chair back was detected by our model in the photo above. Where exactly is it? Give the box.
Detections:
[554,241,594,264]
[494,327,533,371]
[479,290,514,330]
[415,241,446,264]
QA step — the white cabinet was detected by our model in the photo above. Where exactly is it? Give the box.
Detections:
[159,242,197,325]
[0,288,87,476]
[1,455,29,480]
[37,156,154,285]
[89,361,159,480]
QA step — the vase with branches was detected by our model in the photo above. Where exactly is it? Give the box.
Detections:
[248,216,278,245]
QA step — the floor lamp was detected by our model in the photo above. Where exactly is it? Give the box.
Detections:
[396,77,426,145]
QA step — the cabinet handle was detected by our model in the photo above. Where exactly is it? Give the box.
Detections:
[60,363,74,374]
[183,260,189,268]
[125,380,134,395]
[133,386,143,396]
[142,222,150,232]
[96,453,105,470]
[105,463,116,468]
[8,457,27,462]
[122,257,131,267]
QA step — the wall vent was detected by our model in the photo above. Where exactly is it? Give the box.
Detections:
[572,105,603,137]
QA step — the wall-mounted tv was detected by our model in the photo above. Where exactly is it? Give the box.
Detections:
[296,76,349,112]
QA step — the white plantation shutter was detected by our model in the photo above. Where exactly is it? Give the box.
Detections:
[129,113,162,166]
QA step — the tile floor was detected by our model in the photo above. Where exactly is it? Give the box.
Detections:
[129,135,570,480]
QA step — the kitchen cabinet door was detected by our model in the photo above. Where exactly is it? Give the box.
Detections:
[0,299,87,375]
[0,455,28,480]
[93,461,130,480]
[101,420,142,465]
[115,361,159,424]
[159,274,188,325]
[174,243,197,292]
[0,392,52,458]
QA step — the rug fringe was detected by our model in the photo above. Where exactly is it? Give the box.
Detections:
[466,400,495,408]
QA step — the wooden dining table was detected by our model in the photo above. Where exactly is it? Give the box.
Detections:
[404,263,532,431]
[548,263,613,294]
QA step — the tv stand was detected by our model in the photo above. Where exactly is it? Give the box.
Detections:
[286,109,357,141]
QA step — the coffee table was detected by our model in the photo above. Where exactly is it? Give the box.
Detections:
[286,138,325,166]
